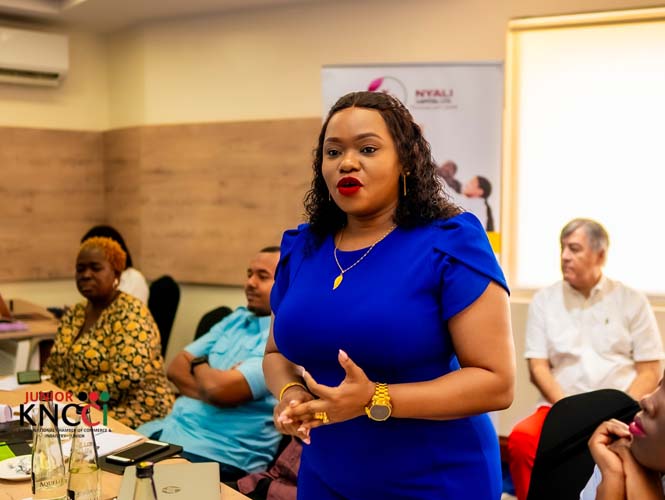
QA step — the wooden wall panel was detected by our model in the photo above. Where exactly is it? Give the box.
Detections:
[139,118,320,284]
[0,118,320,286]
[0,127,104,281]
[104,128,143,268]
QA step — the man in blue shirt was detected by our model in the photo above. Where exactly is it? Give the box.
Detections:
[137,247,281,480]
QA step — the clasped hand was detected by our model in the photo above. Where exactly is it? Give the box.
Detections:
[589,419,634,478]
[588,419,664,498]
[275,349,375,444]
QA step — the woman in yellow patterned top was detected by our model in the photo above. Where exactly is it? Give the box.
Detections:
[44,236,175,428]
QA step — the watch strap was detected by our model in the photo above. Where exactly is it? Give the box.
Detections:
[373,382,390,403]
[189,355,209,375]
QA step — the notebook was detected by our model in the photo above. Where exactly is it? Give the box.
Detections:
[0,320,28,332]
[117,462,220,500]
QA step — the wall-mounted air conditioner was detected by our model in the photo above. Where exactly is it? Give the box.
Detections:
[0,27,69,87]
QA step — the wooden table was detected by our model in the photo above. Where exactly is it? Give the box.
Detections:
[0,381,249,499]
[0,299,59,372]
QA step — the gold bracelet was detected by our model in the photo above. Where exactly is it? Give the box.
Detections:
[279,381,307,401]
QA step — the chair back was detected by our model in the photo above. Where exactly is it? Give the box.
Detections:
[147,275,180,357]
[194,306,233,340]
[527,389,640,500]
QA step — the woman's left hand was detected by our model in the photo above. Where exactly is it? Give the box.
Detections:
[283,349,375,436]
[588,419,631,480]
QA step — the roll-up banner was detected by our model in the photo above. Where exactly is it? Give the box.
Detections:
[322,63,503,252]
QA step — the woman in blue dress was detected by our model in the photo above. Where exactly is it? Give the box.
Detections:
[263,91,515,499]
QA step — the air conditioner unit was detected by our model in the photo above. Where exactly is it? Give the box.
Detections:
[0,27,68,87]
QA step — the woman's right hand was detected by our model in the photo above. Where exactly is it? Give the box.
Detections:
[589,419,632,478]
[608,437,665,499]
[274,385,315,443]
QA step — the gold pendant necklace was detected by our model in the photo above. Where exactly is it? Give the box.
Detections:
[332,224,397,290]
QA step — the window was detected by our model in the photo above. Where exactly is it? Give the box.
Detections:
[504,7,665,295]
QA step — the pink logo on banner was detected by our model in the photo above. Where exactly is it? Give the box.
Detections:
[368,77,384,92]
[366,76,408,104]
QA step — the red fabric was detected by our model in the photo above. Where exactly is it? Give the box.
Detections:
[508,405,551,500]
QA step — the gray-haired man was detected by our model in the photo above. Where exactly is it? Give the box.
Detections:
[507,218,664,500]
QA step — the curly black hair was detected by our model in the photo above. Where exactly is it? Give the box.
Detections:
[304,91,460,240]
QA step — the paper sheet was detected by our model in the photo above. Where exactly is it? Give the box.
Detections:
[60,426,142,457]
[0,376,20,391]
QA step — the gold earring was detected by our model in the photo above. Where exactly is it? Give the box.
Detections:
[113,278,119,288]
[402,173,408,197]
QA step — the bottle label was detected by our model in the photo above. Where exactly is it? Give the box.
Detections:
[33,472,67,499]
[36,477,66,488]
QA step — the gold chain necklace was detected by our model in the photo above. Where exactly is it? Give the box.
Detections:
[332,224,397,290]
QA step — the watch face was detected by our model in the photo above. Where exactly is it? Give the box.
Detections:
[369,404,391,421]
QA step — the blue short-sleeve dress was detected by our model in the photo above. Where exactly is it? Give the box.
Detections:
[272,212,509,500]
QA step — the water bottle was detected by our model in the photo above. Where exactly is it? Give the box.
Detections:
[67,406,101,500]
[31,402,67,500]
[132,461,158,500]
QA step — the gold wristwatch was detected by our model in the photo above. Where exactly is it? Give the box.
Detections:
[365,382,392,421]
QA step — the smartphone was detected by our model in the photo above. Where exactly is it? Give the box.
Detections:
[105,439,170,465]
[16,370,41,385]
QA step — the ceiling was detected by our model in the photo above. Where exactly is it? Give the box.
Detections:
[0,0,326,33]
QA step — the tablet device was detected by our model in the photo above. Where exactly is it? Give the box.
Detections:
[117,462,220,500]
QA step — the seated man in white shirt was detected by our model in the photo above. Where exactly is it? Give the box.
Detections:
[508,218,664,500]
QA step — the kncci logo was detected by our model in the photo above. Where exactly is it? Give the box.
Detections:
[19,390,110,427]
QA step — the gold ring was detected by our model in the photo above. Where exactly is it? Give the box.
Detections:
[314,411,329,424]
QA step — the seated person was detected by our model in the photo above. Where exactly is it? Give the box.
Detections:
[81,225,149,303]
[509,218,664,500]
[580,369,665,499]
[237,437,302,500]
[43,237,174,428]
[137,247,282,481]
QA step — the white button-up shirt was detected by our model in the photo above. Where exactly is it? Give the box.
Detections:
[525,276,664,403]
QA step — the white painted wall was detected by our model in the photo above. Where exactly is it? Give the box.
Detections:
[0,30,108,130]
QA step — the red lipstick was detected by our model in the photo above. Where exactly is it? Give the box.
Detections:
[337,176,363,196]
